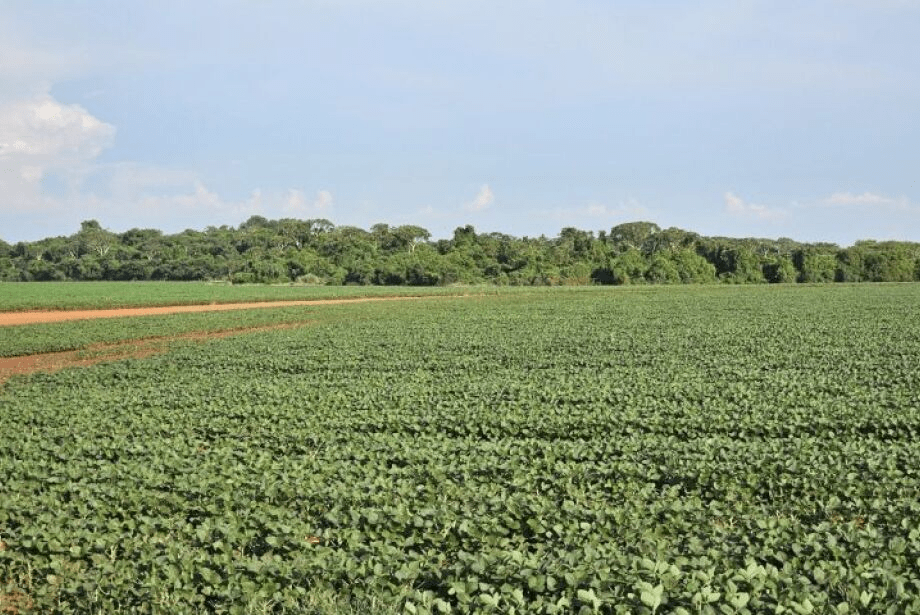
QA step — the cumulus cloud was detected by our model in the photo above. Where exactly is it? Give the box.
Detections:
[0,91,334,239]
[0,94,247,235]
[464,184,494,212]
[0,95,116,212]
[0,96,115,167]
[724,191,787,221]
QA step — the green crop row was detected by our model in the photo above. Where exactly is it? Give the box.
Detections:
[2,285,920,613]
[0,301,382,358]
[1,287,710,358]
[0,292,560,358]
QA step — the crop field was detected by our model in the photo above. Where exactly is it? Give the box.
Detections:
[2,285,920,614]
[0,281,501,312]
[0,299,441,358]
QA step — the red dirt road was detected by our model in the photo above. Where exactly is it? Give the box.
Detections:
[0,295,433,326]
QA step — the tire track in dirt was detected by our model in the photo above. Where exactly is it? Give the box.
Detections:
[0,294,445,326]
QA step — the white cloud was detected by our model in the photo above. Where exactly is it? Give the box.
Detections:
[542,199,649,224]
[313,189,334,211]
[724,191,787,221]
[120,184,335,231]
[583,199,648,218]
[0,95,114,163]
[823,191,912,210]
[127,182,244,229]
[0,91,336,239]
[284,189,306,213]
[280,188,333,216]
[464,184,494,212]
[0,93,251,235]
[0,39,88,105]
[0,94,116,213]
[281,188,334,218]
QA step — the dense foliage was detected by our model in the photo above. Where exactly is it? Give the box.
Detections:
[3,218,919,285]
[2,286,920,613]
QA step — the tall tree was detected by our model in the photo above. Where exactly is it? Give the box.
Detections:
[76,220,117,258]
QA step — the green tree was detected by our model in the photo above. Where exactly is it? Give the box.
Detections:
[671,249,716,283]
[723,247,765,283]
[641,227,698,255]
[860,242,917,282]
[763,256,797,283]
[645,254,680,284]
[74,256,106,280]
[795,249,837,283]
[371,224,432,254]
[76,220,116,258]
[108,259,155,281]
[608,221,661,252]
[0,256,19,281]
[556,227,596,263]
[559,262,593,285]
[609,248,648,284]
[835,244,867,282]
[26,257,66,281]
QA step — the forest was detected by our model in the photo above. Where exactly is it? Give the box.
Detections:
[2,218,919,285]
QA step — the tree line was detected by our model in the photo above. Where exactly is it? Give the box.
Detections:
[2,218,919,285]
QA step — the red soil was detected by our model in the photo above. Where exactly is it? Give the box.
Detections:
[0,294,432,326]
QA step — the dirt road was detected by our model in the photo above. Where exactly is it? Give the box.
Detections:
[0,295,433,326]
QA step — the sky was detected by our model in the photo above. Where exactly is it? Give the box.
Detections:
[1,0,919,246]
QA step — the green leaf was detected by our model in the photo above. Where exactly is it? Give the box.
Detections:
[730,592,750,609]
[577,588,601,610]
[640,583,663,610]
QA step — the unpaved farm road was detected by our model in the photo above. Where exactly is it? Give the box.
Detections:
[0,294,442,326]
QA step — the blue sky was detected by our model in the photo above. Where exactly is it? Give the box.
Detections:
[1,0,918,245]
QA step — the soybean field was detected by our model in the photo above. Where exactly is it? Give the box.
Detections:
[0,281,494,313]
[2,285,920,614]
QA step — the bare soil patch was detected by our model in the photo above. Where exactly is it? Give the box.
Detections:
[0,590,32,615]
[0,294,435,326]
[0,322,308,387]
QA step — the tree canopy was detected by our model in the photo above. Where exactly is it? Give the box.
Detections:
[2,217,919,285]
